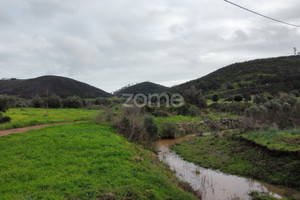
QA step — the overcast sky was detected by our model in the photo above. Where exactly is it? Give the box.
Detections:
[1,0,300,92]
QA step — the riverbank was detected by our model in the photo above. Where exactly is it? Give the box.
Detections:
[172,134,300,199]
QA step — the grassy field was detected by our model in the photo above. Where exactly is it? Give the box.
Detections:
[1,108,101,130]
[172,135,300,191]
[0,122,196,200]
[241,128,300,152]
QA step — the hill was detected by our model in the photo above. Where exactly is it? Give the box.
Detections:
[114,82,169,97]
[171,56,300,98]
[0,75,112,98]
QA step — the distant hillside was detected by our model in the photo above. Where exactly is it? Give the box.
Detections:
[171,56,300,97]
[0,75,112,98]
[114,82,169,97]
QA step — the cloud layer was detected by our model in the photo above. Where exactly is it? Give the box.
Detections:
[1,0,300,92]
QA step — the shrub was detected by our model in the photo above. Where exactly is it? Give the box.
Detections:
[279,94,297,107]
[212,94,219,102]
[0,97,9,112]
[32,95,45,108]
[0,116,11,123]
[184,86,207,108]
[224,97,233,102]
[143,115,158,140]
[253,94,268,105]
[161,121,178,139]
[234,95,243,102]
[48,95,62,108]
[63,96,82,108]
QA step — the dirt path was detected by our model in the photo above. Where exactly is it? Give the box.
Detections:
[0,121,85,137]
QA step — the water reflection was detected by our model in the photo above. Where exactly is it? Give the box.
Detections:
[156,136,283,200]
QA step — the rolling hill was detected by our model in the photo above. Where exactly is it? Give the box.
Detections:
[0,75,112,98]
[114,82,169,97]
[171,56,300,98]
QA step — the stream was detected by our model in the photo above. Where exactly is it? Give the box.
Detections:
[156,135,300,200]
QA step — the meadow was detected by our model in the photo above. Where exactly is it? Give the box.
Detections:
[0,122,196,200]
[241,128,300,152]
[1,108,101,130]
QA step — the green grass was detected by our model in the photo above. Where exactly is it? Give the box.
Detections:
[241,128,300,152]
[172,135,300,192]
[0,122,196,200]
[2,108,101,130]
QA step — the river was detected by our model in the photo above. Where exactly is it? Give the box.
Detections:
[155,135,300,200]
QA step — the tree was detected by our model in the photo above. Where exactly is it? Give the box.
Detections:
[212,94,219,102]
[253,94,268,105]
[63,96,82,108]
[234,95,243,102]
[48,95,62,108]
[184,86,207,108]
[0,97,10,125]
[32,95,45,108]
[143,115,158,140]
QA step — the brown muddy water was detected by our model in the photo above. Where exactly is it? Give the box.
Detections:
[156,135,300,200]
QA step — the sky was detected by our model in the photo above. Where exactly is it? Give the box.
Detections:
[0,0,300,93]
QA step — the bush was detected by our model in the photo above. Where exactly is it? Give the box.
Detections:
[161,121,178,139]
[32,95,45,108]
[48,95,62,108]
[279,94,297,107]
[234,95,243,102]
[0,97,9,112]
[253,94,268,105]
[0,116,11,123]
[212,94,219,102]
[184,86,207,108]
[152,110,169,117]
[143,115,158,140]
[63,96,82,108]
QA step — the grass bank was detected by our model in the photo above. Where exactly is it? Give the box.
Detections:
[1,108,101,130]
[172,134,300,192]
[0,122,197,200]
[241,128,300,152]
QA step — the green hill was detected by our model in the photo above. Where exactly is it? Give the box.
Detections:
[171,56,300,97]
[114,82,169,97]
[0,75,112,98]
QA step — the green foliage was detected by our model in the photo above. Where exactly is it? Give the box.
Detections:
[0,123,196,200]
[63,96,83,108]
[184,86,207,108]
[212,94,219,102]
[48,95,62,108]
[32,95,45,108]
[253,94,268,105]
[144,115,159,139]
[234,95,243,102]
[160,121,178,139]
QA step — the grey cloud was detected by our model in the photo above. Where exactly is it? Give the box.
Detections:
[0,0,299,92]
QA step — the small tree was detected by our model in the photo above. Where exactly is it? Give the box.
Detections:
[184,86,207,108]
[143,115,158,140]
[32,95,45,108]
[0,98,10,125]
[253,94,268,105]
[212,94,219,102]
[63,96,82,108]
[48,95,62,108]
[234,95,243,102]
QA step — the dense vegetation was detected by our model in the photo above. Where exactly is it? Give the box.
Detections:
[0,122,197,199]
[113,82,169,97]
[0,75,112,98]
[171,56,300,98]
[173,134,300,192]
